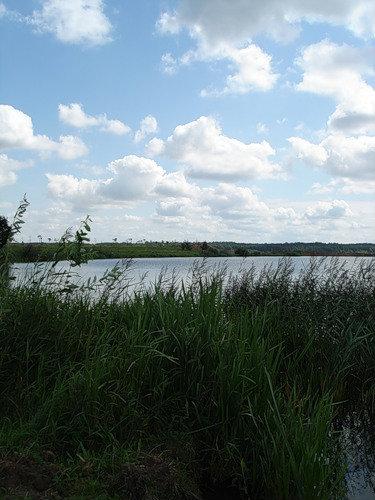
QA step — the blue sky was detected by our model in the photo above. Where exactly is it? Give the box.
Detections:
[0,0,374,242]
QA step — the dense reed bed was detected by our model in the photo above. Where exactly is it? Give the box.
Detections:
[0,256,374,498]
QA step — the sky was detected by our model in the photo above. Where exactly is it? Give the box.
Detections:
[0,0,374,243]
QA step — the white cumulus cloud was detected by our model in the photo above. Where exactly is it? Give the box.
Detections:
[0,154,33,187]
[157,0,375,96]
[161,53,178,75]
[310,178,375,195]
[0,104,88,160]
[296,40,375,134]
[148,116,282,181]
[46,174,101,207]
[201,182,270,220]
[47,155,167,208]
[304,200,353,220]
[155,171,198,198]
[46,152,363,240]
[102,156,164,201]
[200,44,279,96]
[31,0,112,46]
[158,0,375,45]
[146,137,165,157]
[134,116,158,143]
[289,133,375,180]
[288,137,328,166]
[58,103,130,136]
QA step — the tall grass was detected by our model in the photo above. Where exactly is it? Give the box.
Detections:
[0,255,374,498]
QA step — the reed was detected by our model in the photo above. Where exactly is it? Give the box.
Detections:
[0,255,374,498]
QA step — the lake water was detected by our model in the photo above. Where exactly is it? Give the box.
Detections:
[11,255,373,282]
[10,255,374,296]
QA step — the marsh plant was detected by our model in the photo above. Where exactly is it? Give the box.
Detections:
[0,200,374,498]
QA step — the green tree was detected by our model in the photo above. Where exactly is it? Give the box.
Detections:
[0,216,11,284]
[0,216,11,250]
[235,247,249,257]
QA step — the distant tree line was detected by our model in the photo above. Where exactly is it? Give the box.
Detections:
[5,237,375,263]
[212,241,375,256]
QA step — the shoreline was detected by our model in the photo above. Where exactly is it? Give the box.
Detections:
[10,252,375,264]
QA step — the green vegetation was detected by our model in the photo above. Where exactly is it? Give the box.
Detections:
[1,251,375,497]
[7,241,205,262]
[218,241,375,256]
[7,240,375,263]
[1,201,375,498]
[0,216,11,251]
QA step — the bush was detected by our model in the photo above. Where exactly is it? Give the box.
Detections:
[0,216,11,250]
[234,247,249,257]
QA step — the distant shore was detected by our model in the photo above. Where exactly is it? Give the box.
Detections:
[7,241,375,263]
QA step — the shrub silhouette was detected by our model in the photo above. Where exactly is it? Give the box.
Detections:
[0,216,11,250]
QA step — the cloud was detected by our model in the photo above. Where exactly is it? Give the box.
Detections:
[58,103,130,135]
[154,182,271,223]
[201,182,270,220]
[155,171,198,198]
[148,116,282,181]
[310,178,375,195]
[289,133,375,180]
[48,158,196,213]
[158,0,375,45]
[0,3,6,17]
[47,152,275,221]
[0,104,88,160]
[101,156,164,201]
[200,44,279,96]
[31,0,112,46]
[288,137,328,166]
[145,138,165,157]
[256,122,269,134]
[156,197,206,218]
[154,197,221,236]
[157,0,375,96]
[153,181,358,239]
[153,182,274,237]
[56,135,88,160]
[46,150,363,241]
[46,173,101,207]
[296,40,375,134]
[304,200,352,220]
[161,53,178,75]
[47,155,166,208]
[291,40,375,192]
[309,182,333,195]
[134,116,158,143]
[330,179,375,195]
[0,154,33,187]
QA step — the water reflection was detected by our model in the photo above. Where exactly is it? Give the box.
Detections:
[11,256,374,297]
[342,411,375,499]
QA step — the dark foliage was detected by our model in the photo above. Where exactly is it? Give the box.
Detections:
[0,217,11,250]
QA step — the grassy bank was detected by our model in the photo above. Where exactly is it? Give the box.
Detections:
[7,240,375,263]
[0,258,375,498]
[7,241,205,262]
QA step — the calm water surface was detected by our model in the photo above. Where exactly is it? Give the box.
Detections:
[11,255,373,290]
